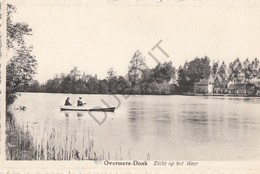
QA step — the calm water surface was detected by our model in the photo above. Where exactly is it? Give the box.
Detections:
[10,93,260,160]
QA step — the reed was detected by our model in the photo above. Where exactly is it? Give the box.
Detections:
[6,112,151,160]
[6,118,35,160]
[6,114,99,160]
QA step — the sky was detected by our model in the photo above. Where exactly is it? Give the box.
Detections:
[10,0,260,83]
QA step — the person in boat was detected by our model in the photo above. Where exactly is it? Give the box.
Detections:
[65,97,72,106]
[77,97,85,106]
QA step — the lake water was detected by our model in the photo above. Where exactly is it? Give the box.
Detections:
[9,93,260,160]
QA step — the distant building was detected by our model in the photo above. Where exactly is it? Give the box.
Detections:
[246,84,257,96]
[194,78,214,95]
[254,71,260,83]
[255,83,260,96]
[194,70,260,96]
[195,79,209,94]
[228,84,246,95]
[195,74,217,95]
[228,83,257,96]
[253,71,260,96]
[195,79,230,95]
[213,80,229,94]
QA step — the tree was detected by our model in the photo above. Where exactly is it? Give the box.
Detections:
[243,58,252,82]
[184,56,211,92]
[177,66,190,93]
[6,46,37,104]
[229,58,243,82]
[211,61,219,82]
[6,4,37,104]
[0,3,2,85]
[107,67,118,93]
[128,50,147,87]
[25,80,41,92]
[69,67,81,80]
[7,4,32,49]
[86,75,99,93]
[151,61,175,84]
[108,76,119,94]
[60,76,72,93]
[141,69,153,84]
[98,79,109,94]
[251,58,260,80]
[218,61,228,81]
[44,79,61,93]
[72,79,86,93]
[118,76,130,94]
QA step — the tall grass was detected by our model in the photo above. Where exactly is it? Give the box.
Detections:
[6,119,35,160]
[6,111,100,160]
[6,112,151,160]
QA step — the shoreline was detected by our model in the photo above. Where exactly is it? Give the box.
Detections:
[16,91,260,98]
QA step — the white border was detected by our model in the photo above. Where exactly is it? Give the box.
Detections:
[1,0,260,173]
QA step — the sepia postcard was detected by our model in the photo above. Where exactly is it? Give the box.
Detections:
[1,0,260,173]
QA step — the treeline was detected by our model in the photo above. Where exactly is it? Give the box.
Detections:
[177,57,260,94]
[6,4,260,106]
[21,50,260,95]
[20,50,176,95]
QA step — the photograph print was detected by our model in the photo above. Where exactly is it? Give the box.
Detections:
[4,0,260,162]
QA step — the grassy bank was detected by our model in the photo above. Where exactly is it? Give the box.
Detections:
[6,111,100,160]
[6,111,151,160]
[6,112,35,160]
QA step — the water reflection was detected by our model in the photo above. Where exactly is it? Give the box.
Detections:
[182,111,209,124]
[204,96,260,104]
[154,111,172,137]
[61,111,90,119]
[180,110,210,143]
[77,112,83,117]
[127,100,146,141]
[8,93,260,160]
[65,112,69,117]
[127,101,146,121]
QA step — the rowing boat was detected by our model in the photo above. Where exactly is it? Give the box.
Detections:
[60,106,115,112]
